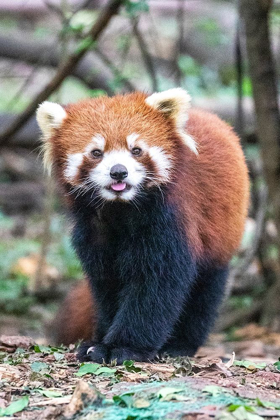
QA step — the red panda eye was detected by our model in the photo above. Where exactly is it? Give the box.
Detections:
[91,149,103,158]
[131,147,142,156]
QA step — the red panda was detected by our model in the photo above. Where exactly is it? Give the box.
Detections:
[37,89,249,363]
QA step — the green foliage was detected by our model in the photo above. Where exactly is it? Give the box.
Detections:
[0,212,82,315]
[113,393,135,408]
[228,296,253,311]
[196,18,228,47]
[33,344,67,354]
[178,55,221,97]
[273,361,280,371]
[35,389,63,398]
[123,360,142,373]
[124,0,149,17]
[76,363,116,377]
[0,396,29,417]
[68,10,97,35]
[31,361,49,373]
[233,360,266,370]
[227,404,255,413]
[0,278,35,315]
[89,89,107,98]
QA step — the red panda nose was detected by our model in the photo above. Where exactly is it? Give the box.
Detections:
[110,164,128,181]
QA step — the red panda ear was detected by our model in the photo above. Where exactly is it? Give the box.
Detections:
[36,101,67,139]
[145,88,198,154]
[36,102,67,174]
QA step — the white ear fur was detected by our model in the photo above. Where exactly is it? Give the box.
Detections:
[145,88,198,154]
[36,101,67,139]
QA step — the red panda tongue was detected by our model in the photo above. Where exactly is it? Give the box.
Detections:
[111,182,127,192]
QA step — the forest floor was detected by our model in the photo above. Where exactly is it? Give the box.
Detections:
[0,324,280,420]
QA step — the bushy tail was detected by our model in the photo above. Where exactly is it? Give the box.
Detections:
[52,279,96,345]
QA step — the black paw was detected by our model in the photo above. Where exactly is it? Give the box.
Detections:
[77,342,109,363]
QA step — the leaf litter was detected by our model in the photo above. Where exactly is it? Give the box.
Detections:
[0,333,280,419]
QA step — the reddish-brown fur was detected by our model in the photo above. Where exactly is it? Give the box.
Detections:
[53,279,95,345]
[51,95,249,345]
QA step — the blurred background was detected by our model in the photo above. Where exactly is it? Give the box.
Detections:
[0,0,280,353]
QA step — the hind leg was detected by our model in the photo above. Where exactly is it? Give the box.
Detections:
[160,266,228,357]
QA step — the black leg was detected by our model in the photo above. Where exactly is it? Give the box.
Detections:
[160,266,229,358]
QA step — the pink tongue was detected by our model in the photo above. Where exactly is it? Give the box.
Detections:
[111,182,127,191]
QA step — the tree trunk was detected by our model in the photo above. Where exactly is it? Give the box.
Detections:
[239,0,280,329]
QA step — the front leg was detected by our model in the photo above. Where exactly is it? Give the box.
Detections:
[84,244,196,364]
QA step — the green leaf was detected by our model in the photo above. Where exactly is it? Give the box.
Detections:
[217,406,263,420]
[228,404,255,413]
[53,352,64,361]
[113,393,135,408]
[123,360,142,373]
[75,363,100,376]
[124,0,149,17]
[36,389,63,398]
[31,361,49,372]
[203,385,222,397]
[33,344,52,354]
[156,387,184,399]
[0,396,29,416]
[256,397,280,409]
[95,367,116,376]
[274,361,280,371]
[234,360,266,370]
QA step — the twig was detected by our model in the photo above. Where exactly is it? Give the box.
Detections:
[226,166,268,297]
[131,16,158,92]
[0,0,124,146]
[235,17,245,138]
[95,47,135,92]
[6,65,39,111]
[174,0,185,85]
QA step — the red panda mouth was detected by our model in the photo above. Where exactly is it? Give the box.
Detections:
[109,182,132,193]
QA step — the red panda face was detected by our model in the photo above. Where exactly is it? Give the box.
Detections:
[36,89,197,203]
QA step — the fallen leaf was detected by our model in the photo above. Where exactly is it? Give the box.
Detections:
[31,361,49,373]
[203,385,223,397]
[0,396,29,416]
[156,387,184,399]
[36,389,63,398]
[75,363,99,376]
[234,360,266,370]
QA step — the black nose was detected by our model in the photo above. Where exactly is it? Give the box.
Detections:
[110,164,128,181]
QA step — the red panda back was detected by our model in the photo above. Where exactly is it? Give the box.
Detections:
[171,108,249,264]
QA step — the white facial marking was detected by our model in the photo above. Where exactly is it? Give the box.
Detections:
[64,153,84,181]
[90,149,146,201]
[92,134,105,151]
[149,146,172,183]
[85,134,105,154]
[64,134,106,183]
[126,133,139,149]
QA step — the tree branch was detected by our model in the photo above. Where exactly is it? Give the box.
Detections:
[0,0,124,146]
[131,17,158,92]
[240,0,280,330]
